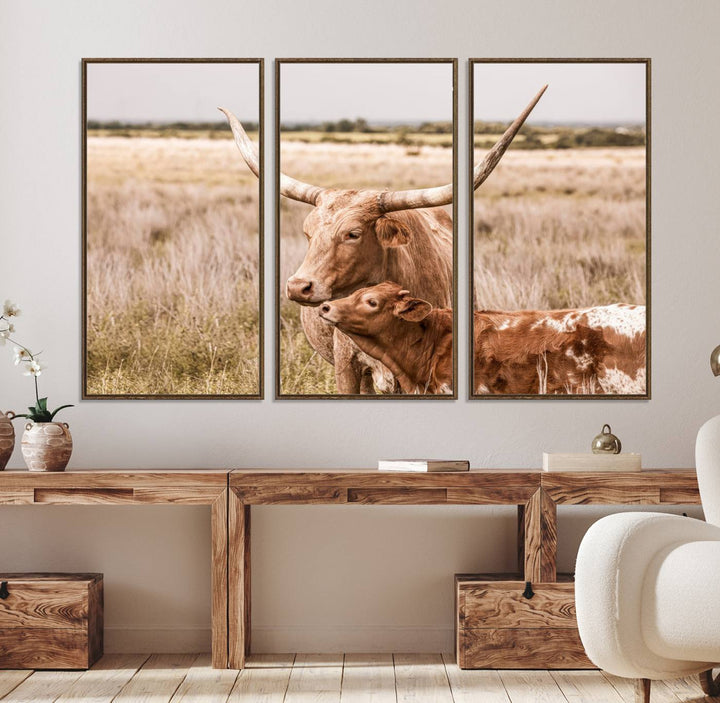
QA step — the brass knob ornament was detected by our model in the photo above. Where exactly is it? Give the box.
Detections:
[592,424,622,454]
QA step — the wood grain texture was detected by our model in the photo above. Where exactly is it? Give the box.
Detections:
[54,653,148,702]
[0,580,90,628]
[235,486,346,504]
[447,485,538,504]
[0,670,84,702]
[0,629,92,670]
[634,678,651,703]
[0,671,32,699]
[542,471,699,505]
[551,670,626,702]
[0,574,102,670]
[0,491,33,505]
[211,491,228,669]
[498,670,569,703]
[0,470,228,490]
[228,492,250,670]
[459,628,594,669]
[341,653,396,702]
[284,653,343,703]
[441,653,511,703]
[168,653,238,702]
[348,488,447,504]
[113,653,198,703]
[228,654,294,702]
[394,653,454,703]
[522,489,557,582]
[33,488,135,504]
[230,470,542,491]
[457,580,576,629]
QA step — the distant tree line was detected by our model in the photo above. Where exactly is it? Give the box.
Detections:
[281,118,453,134]
[473,120,646,149]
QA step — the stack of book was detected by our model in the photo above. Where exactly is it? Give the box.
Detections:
[377,459,470,472]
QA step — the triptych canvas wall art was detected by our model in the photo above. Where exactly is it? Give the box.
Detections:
[81,58,649,401]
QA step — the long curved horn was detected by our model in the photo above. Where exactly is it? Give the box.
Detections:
[378,84,548,213]
[219,107,324,206]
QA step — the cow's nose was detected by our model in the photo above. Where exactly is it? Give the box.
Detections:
[320,303,331,314]
[287,277,314,301]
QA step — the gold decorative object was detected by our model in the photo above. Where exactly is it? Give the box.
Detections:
[591,424,622,454]
[21,421,73,472]
[711,345,720,377]
[0,411,15,470]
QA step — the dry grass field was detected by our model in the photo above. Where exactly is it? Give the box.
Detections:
[279,140,645,396]
[86,134,261,396]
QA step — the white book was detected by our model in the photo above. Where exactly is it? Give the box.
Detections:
[378,459,470,472]
[542,452,642,472]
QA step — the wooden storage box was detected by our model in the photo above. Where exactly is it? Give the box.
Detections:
[455,573,594,669]
[0,573,103,669]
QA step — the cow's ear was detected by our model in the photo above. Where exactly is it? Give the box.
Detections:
[375,215,412,248]
[394,297,432,322]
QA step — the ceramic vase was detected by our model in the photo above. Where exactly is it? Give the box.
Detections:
[0,411,15,470]
[21,421,73,472]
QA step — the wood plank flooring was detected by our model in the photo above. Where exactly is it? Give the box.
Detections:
[0,654,712,702]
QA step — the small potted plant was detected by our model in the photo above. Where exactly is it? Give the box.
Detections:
[1,300,74,471]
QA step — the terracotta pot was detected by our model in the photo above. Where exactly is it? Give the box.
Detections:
[21,421,73,472]
[0,411,15,470]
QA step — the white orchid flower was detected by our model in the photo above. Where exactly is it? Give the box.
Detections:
[13,347,31,365]
[3,300,21,318]
[23,359,44,377]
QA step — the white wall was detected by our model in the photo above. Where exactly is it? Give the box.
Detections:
[1,0,718,653]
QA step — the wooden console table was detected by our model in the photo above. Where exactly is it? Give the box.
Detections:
[228,469,700,669]
[0,470,229,669]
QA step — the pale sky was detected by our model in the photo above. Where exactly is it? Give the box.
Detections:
[86,62,260,123]
[473,62,647,124]
[280,62,453,123]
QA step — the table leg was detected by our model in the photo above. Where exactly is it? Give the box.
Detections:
[519,488,557,582]
[211,489,228,669]
[228,489,251,669]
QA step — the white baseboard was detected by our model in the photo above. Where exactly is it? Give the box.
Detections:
[104,626,211,653]
[104,625,454,654]
[251,625,455,653]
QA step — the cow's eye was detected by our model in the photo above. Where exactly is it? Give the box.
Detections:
[346,231,361,241]
[367,299,378,308]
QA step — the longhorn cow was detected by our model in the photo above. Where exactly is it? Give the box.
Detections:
[220,85,546,394]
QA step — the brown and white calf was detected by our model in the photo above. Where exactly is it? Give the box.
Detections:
[319,282,646,396]
[319,282,453,394]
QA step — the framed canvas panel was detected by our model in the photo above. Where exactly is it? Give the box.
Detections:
[82,58,263,399]
[470,59,650,399]
[274,58,458,399]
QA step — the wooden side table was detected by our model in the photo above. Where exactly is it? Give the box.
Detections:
[0,470,229,669]
[228,468,700,670]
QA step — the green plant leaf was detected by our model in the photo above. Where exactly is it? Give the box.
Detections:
[49,404,74,421]
[28,406,36,415]
[37,397,48,412]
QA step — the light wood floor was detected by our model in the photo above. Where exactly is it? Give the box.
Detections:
[0,653,712,702]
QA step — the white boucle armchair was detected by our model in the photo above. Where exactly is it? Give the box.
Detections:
[575,415,720,702]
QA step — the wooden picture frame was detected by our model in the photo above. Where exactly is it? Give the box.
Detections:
[82,58,264,399]
[274,58,458,399]
[469,58,651,399]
